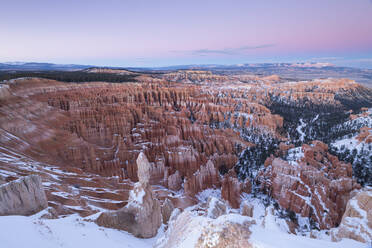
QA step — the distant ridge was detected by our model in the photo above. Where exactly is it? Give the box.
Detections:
[0,61,335,72]
[1,61,371,87]
[0,62,93,71]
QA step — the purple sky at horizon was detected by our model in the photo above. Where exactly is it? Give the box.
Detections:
[1,0,372,68]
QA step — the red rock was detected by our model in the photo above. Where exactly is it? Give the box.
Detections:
[278,142,295,157]
[96,153,162,238]
[184,160,220,195]
[258,141,360,229]
[167,171,182,191]
[221,170,251,208]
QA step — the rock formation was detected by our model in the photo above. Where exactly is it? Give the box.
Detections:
[258,141,360,229]
[167,170,182,191]
[155,210,255,248]
[0,175,5,185]
[196,216,255,248]
[221,170,251,208]
[1,76,368,194]
[331,188,372,243]
[184,160,220,196]
[161,198,175,224]
[240,200,254,217]
[0,78,264,185]
[206,196,227,219]
[96,152,162,238]
[0,73,371,223]
[0,174,48,216]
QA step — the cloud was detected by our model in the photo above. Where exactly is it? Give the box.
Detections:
[171,44,276,56]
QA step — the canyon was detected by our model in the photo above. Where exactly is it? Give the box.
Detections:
[0,69,371,246]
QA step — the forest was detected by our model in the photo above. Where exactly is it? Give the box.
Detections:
[0,70,138,83]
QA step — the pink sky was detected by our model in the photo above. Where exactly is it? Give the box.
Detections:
[1,0,372,68]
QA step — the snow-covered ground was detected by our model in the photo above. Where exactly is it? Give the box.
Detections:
[331,134,369,153]
[0,202,367,248]
[157,192,367,248]
[0,210,158,248]
[286,146,304,165]
[297,118,306,142]
[330,109,371,153]
[249,224,365,248]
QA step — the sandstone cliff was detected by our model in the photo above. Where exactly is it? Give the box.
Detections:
[258,141,360,229]
[0,174,48,216]
[331,188,372,243]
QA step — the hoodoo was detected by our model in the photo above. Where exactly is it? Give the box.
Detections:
[96,152,162,238]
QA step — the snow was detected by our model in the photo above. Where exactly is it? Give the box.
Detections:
[286,146,304,165]
[297,118,306,142]
[155,211,208,248]
[127,182,146,207]
[206,197,219,218]
[196,189,222,203]
[236,112,254,120]
[239,194,366,248]
[0,196,368,248]
[158,200,365,248]
[249,224,365,248]
[312,114,319,122]
[331,134,370,153]
[315,188,329,217]
[214,213,254,225]
[338,190,372,243]
[245,199,365,248]
[0,210,155,248]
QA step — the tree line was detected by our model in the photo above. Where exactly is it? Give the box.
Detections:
[0,71,138,83]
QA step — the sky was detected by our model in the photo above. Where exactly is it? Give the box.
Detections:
[1,0,372,68]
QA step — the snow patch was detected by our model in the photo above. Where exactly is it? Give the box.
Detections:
[196,189,222,203]
[297,119,306,142]
[0,212,155,248]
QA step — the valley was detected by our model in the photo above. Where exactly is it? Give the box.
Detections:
[0,69,371,247]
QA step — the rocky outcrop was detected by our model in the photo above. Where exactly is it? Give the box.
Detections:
[155,210,255,248]
[155,211,198,248]
[278,142,295,157]
[0,175,5,185]
[221,170,251,208]
[206,196,227,219]
[136,152,151,184]
[184,160,220,196]
[96,152,161,238]
[0,73,371,221]
[240,200,254,217]
[0,174,48,216]
[0,85,11,99]
[356,126,372,144]
[161,198,175,224]
[258,141,360,229]
[196,216,255,248]
[331,188,372,243]
[4,76,366,194]
[167,171,182,191]
[0,78,263,186]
